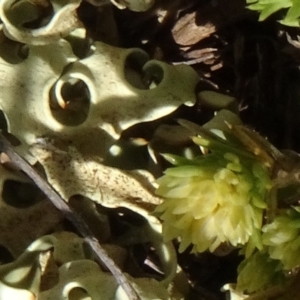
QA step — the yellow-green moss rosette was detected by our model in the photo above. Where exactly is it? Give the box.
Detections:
[262,206,300,270]
[155,125,272,254]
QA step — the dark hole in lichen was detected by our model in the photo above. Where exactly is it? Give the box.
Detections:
[0,110,8,131]
[49,78,90,126]
[2,180,42,208]
[142,62,164,88]
[0,34,29,64]
[0,244,13,264]
[6,0,54,29]
[124,51,164,89]
[124,51,150,89]
[68,287,90,300]
[64,34,93,59]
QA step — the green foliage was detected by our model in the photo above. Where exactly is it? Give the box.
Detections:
[247,0,300,27]
[237,251,284,293]
[155,112,272,254]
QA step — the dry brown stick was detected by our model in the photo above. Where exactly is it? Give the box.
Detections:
[0,133,140,300]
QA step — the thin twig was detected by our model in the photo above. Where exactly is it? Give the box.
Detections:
[0,133,140,300]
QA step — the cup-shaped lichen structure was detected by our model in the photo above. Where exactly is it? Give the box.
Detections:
[155,125,272,253]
